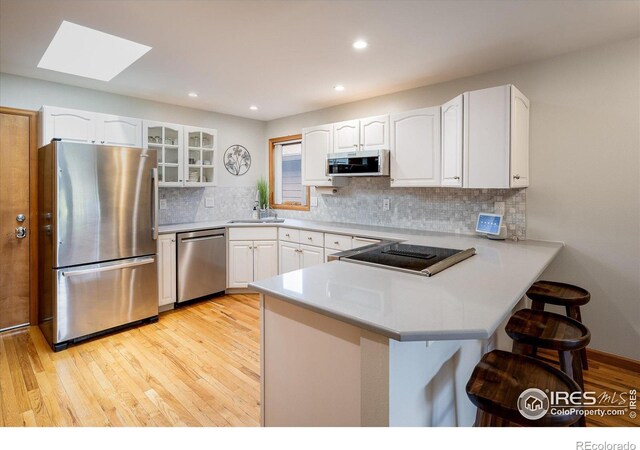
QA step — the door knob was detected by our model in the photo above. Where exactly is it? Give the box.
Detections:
[15,227,27,239]
[16,214,25,222]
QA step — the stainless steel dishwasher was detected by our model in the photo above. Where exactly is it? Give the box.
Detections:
[177,228,226,303]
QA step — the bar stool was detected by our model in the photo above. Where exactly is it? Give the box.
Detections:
[506,308,590,390]
[466,350,583,427]
[527,280,591,369]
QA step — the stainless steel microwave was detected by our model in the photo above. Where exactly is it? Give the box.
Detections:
[326,149,390,177]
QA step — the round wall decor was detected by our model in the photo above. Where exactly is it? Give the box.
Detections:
[224,145,251,176]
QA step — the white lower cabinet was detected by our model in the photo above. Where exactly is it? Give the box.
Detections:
[279,242,301,274]
[253,241,279,282]
[279,242,324,274]
[157,234,177,308]
[228,240,255,288]
[300,244,324,268]
[228,237,278,288]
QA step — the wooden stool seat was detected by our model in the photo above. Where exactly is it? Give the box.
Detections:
[506,309,591,352]
[527,280,591,371]
[527,280,590,307]
[466,350,582,427]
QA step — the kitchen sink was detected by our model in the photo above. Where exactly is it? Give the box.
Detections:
[227,218,285,224]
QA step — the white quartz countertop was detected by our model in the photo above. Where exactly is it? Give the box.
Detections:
[160,218,563,341]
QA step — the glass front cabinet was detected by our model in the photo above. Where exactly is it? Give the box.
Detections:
[143,121,217,187]
[184,126,217,187]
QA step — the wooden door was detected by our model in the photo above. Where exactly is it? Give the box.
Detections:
[390,106,441,187]
[333,120,360,152]
[441,95,464,187]
[360,115,389,151]
[253,240,278,282]
[228,241,254,288]
[301,125,333,186]
[0,108,36,330]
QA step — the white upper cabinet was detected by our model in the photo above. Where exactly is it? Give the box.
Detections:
[41,106,95,145]
[390,106,441,187]
[184,126,218,187]
[510,86,530,188]
[333,120,360,152]
[302,125,332,185]
[40,106,142,148]
[360,115,390,151]
[96,114,142,147]
[463,85,529,188]
[143,120,184,187]
[302,124,346,187]
[440,95,463,187]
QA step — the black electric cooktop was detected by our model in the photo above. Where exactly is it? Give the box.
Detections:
[343,243,475,275]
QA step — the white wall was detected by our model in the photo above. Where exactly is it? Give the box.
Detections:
[0,72,266,188]
[266,38,640,360]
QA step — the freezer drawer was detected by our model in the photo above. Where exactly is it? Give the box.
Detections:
[177,229,226,302]
[51,256,158,345]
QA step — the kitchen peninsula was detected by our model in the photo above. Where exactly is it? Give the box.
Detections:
[249,228,563,427]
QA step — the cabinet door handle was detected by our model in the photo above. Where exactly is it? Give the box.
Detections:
[513,174,521,180]
[307,237,312,240]
[334,241,339,245]
[453,176,460,180]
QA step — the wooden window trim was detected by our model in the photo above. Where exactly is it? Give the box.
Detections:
[268,134,309,211]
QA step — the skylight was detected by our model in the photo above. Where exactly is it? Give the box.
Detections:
[37,21,151,82]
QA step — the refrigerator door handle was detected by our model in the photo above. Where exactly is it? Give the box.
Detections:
[61,257,155,277]
[151,168,159,240]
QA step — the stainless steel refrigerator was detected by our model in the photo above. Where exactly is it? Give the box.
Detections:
[38,141,159,351]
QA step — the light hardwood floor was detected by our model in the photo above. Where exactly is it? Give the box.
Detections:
[0,294,637,427]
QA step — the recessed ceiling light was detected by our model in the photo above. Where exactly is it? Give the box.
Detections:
[334,85,345,91]
[353,40,368,50]
[249,105,258,111]
[188,92,198,98]
[37,21,151,82]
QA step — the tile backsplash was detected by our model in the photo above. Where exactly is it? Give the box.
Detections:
[159,186,255,224]
[160,177,526,239]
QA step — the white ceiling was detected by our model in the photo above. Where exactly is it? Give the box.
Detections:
[1,0,638,121]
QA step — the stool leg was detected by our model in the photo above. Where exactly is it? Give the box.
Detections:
[528,301,545,358]
[531,300,545,311]
[559,349,588,426]
[567,306,589,371]
[559,350,585,390]
[512,341,526,355]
